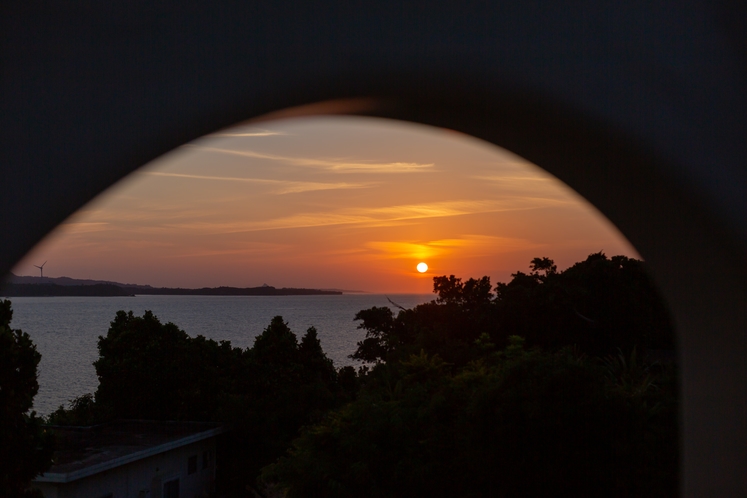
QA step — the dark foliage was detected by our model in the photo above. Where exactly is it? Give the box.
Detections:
[351,275,497,367]
[494,253,674,354]
[263,341,678,498]
[217,318,342,493]
[352,254,674,365]
[46,253,677,496]
[50,311,345,493]
[0,300,55,498]
[46,393,99,427]
[91,310,246,421]
[263,254,678,497]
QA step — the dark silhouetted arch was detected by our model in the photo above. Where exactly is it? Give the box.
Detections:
[2,2,745,495]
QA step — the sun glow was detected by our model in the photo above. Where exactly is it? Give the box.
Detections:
[417,262,428,273]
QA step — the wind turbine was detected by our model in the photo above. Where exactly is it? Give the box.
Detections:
[34,261,47,279]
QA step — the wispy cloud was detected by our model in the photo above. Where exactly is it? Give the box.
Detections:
[365,235,544,260]
[365,241,442,260]
[428,234,544,253]
[473,174,579,197]
[57,222,110,234]
[186,146,434,174]
[472,175,553,183]
[207,129,286,137]
[170,242,292,259]
[143,171,374,194]
[164,198,568,234]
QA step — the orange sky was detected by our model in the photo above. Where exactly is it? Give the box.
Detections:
[12,116,639,293]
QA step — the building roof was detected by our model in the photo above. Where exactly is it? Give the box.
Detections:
[35,420,224,483]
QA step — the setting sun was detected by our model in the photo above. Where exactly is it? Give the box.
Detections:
[417,262,429,273]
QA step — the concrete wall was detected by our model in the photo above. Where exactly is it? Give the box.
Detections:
[34,438,216,498]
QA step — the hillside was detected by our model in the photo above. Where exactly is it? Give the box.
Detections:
[1,274,341,297]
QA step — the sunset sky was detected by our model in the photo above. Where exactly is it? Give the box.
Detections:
[12,116,638,293]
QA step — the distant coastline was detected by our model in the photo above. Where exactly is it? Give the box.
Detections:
[1,274,342,297]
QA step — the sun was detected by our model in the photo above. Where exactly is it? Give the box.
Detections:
[417,262,428,273]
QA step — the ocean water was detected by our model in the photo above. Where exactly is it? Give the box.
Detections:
[6,294,432,415]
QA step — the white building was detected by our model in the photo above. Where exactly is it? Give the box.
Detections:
[34,420,224,498]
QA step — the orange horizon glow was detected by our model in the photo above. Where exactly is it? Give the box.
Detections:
[12,117,639,293]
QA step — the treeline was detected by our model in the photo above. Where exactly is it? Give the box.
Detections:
[46,311,352,495]
[261,253,678,497]
[16,253,677,496]
[350,253,674,366]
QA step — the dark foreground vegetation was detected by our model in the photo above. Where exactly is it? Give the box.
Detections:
[4,253,678,497]
[0,301,54,497]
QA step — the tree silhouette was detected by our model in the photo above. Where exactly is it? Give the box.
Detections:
[0,300,54,498]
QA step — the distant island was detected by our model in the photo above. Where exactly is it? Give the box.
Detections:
[0,274,342,297]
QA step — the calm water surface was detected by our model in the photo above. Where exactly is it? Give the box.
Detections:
[7,294,431,415]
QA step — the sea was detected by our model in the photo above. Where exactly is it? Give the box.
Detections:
[6,294,432,416]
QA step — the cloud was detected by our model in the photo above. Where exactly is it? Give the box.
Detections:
[207,129,286,137]
[365,241,442,260]
[365,235,543,260]
[170,242,293,259]
[186,146,434,174]
[428,234,545,253]
[163,198,568,234]
[472,175,553,183]
[142,171,374,194]
[473,174,581,198]
[56,222,110,234]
